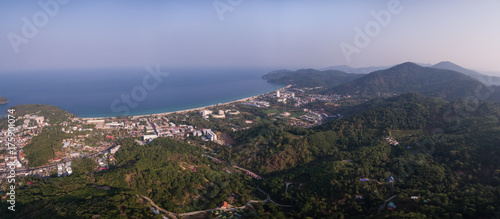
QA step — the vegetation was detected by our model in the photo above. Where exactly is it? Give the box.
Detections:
[326,62,485,100]
[24,125,70,167]
[0,96,8,104]
[3,69,500,218]
[11,104,74,124]
[215,93,500,218]
[2,137,260,218]
[262,69,363,88]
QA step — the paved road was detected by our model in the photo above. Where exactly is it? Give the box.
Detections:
[256,186,294,208]
[377,195,397,214]
[232,165,263,179]
[136,195,178,219]
[138,186,294,218]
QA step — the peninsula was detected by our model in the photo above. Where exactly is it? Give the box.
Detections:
[0,96,9,104]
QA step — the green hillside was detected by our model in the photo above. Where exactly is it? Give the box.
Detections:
[326,62,485,100]
[262,69,363,88]
[11,104,74,124]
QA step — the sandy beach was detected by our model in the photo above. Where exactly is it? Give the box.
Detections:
[80,85,290,120]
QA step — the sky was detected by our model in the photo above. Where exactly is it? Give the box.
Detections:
[0,0,499,73]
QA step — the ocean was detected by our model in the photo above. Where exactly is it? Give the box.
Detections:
[0,67,284,118]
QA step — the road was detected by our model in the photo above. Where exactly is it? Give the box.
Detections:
[136,195,178,219]
[256,186,294,208]
[377,195,398,214]
[0,143,119,178]
[137,185,294,218]
[232,165,263,179]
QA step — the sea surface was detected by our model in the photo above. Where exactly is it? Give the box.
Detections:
[0,67,284,118]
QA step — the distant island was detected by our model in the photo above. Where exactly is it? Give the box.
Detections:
[0,96,9,104]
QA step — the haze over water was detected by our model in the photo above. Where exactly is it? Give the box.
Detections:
[0,67,284,118]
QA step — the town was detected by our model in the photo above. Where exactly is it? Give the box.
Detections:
[0,86,354,193]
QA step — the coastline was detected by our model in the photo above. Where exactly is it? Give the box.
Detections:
[80,85,290,120]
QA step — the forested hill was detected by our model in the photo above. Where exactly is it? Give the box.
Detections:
[331,93,447,127]
[6,138,259,218]
[10,104,74,124]
[3,94,500,217]
[432,61,500,86]
[224,93,500,218]
[325,62,484,100]
[261,69,363,88]
[0,96,8,104]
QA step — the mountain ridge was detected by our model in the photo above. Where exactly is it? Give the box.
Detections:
[324,62,485,100]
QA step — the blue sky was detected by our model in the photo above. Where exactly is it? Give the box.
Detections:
[1,0,499,73]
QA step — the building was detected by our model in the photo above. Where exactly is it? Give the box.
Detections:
[200,110,213,116]
[227,110,240,115]
[57,164,63,177]
[70,152,81,158]
[86,119,105,124]
[110,145,121,154]
[387,202,397,210]
[219,201,228,209]
[9,159,23,168]
[143,134,158,143]
[202,129,218,141]
[30,115,45,124]
[276,90,280,98]
[105,122,124,128]
[212,110,225,119]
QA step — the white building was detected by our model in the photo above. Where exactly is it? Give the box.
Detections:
[86,119,105,124]
[106,122,124,127]
[200,110,213,116]
[276,90,280,98]
[70,152,81,158]
[110,145,121,154]
[30,115,45,124]
[212,110,226,119]
[202,129,218,141]
[57,164,63,177]
[143,134,158,143]
[277,98,287,103]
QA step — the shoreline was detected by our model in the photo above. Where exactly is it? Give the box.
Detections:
[80,85,290,120]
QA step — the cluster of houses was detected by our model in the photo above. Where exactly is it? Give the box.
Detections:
[245,171,262,180]
[57,161,72,177]
[385,136,399,146]
[243,101,270,108]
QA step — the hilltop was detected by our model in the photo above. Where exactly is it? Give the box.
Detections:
[324,62,484,100]
[321,65,391,74]
[432,61,500,86]
[0,97,8,104]
[263,61,500,102]
[261,69,363,88]
[10,104,74,124]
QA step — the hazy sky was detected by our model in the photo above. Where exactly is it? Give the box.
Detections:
[1,0,499,73]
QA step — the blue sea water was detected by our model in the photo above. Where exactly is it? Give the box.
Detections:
[0,67,284,118]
